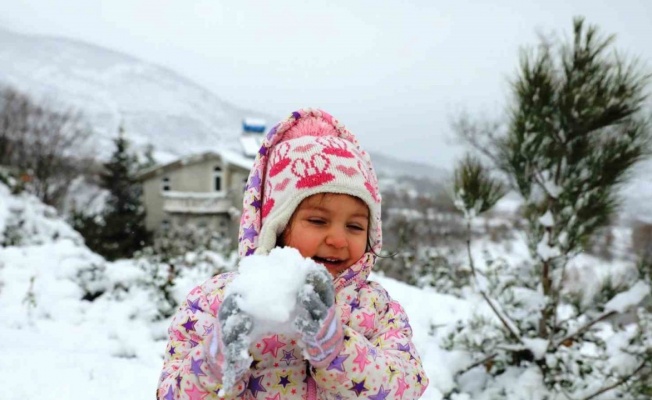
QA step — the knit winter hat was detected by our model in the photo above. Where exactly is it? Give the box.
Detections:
[238,108,382,288]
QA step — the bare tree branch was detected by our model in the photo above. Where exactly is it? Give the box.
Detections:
[581,360,648,400]
[553,310,617,349]
[456,353,498,377]
[466,220,523,343]
[451,113,505,168]
[0,85,96,208]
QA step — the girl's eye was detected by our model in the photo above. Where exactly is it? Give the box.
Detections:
[348,224,365,231]
[308,218,326,225]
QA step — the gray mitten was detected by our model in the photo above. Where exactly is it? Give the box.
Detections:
[294,268,335,337]
[217,293,254,393]
[218,294,254,346]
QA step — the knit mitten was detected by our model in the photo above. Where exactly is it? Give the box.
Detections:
[216,293,254,394]
[294,268,343,367]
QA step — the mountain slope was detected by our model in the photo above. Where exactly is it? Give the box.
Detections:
[0,28,274,160]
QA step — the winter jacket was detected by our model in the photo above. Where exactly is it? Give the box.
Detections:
[157,109,429,399]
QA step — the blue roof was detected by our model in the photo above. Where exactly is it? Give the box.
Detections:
[243,118,266,133]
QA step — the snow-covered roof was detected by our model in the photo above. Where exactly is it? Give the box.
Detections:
[221,148,255,170]
[136,149,252,181]
[240,135,264,158]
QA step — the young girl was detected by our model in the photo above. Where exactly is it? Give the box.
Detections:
[157,108,429,399]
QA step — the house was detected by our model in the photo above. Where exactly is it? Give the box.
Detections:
[137,119,266,239]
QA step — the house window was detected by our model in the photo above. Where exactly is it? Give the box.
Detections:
[161,219,170,230]
[214,166,223,192]
[161,177,170,191]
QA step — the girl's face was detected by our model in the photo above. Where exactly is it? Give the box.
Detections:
[281,193,369,277]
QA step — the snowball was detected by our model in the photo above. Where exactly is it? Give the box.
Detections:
[226,247,322,338]
[219,247,324,396]
[604,281,650,314]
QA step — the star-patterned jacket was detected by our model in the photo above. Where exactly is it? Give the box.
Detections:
[158,265,428,400]
[157,109,429,399]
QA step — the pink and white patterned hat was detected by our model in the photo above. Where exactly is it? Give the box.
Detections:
[237,108,382,286]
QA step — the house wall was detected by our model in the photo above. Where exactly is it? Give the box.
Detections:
[141,155,250,239]
[167,159,216,192]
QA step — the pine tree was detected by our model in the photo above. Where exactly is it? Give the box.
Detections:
[101,126,150,260]
[75,125,150,260]
[447,17,652,399]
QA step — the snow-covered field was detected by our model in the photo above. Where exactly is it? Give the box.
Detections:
[0,183,646,399]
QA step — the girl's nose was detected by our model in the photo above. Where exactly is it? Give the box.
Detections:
[325,228,347,248]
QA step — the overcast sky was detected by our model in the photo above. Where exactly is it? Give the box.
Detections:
[1,0,651,167]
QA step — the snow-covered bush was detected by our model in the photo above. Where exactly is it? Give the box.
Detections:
[75,261,109,301]
[409,248,472,295]
[0,166,25,195]
[1,204,24,246]
[415,250,465,291]
[146,223,232,262]
[444,255,652,399]
[0,183,110,303]
[375,246,473,295]
[377,187,469,289]
[0,184,84,246]
[117,245,236,321]
[91,223,238,320]
[0,179,235,323]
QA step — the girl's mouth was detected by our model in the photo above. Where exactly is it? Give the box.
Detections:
[312,256,344,267]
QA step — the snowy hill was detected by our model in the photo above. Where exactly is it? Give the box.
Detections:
[371,151,450,186]
[0,28,274,161]
[0,27,446,184]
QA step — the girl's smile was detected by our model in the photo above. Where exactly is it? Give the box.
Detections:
[281,193,369,277]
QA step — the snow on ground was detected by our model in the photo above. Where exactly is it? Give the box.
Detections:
[0,244,471,398]
[372,274,476,398]
[0,185,163,399]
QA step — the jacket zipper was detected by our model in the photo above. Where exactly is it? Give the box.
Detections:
[306,364,317,400]
[307,375,317,400]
